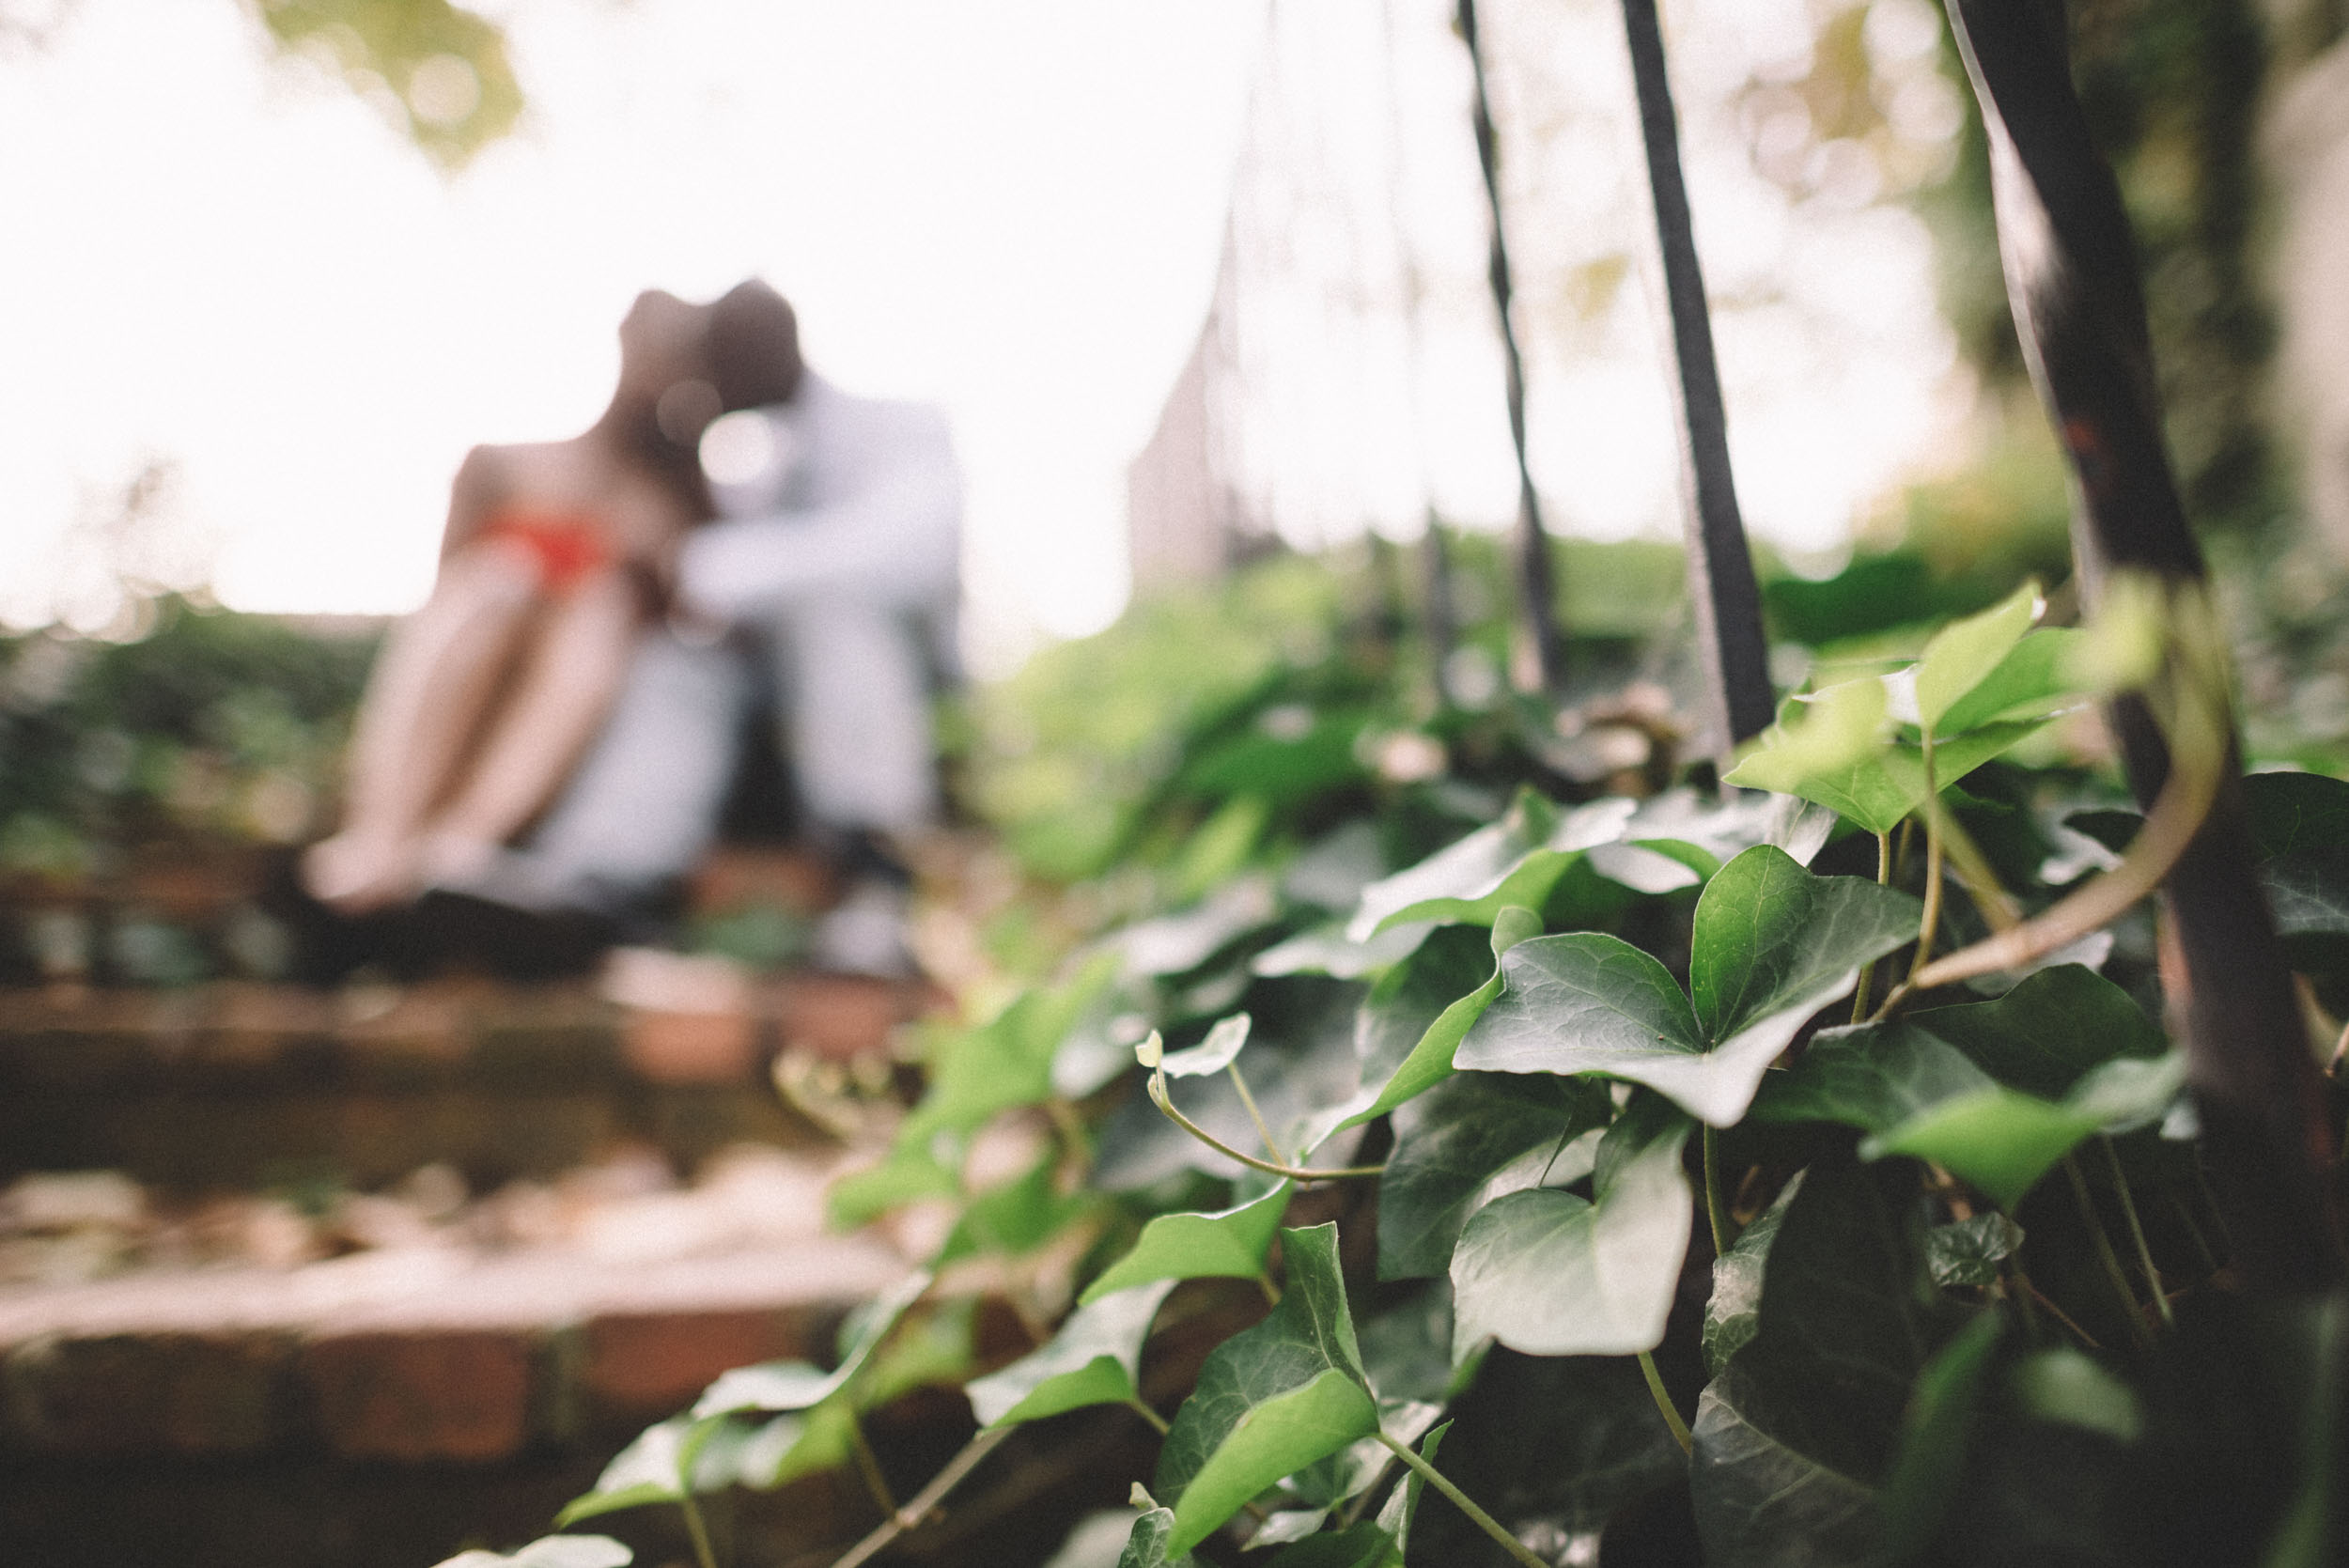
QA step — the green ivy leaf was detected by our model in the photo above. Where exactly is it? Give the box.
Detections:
[1721,677,1891,800]
[1923,1213,2023,1289]
[1690,1373,1882,1568]
[693,1271,929,1418]
[900,955,1118,1144]
[1344,907,1544,1129]
[1260,1521,1401,1568]
[1879,1312,2006,1559]
[556,1414,753,1524]
[1912,580,2042,735]
[1377,1072,1610,1281]
[433,1537,632,1568]
[1914,964,2168,1101]
[1373,1420,1450,1557]
[1703,1172,1801,1377]
[1449,1099,1693,1359]
[1458,847,1917,1126]
[1161,1013,1252,1078]
[1933,627,2087,736]
[1353,927,1494,1088]
[827,1142,961,1230]
[935,1154,1090,1265]
[966,1281,1178,1427]
[1748,1021,1998,1133]
[2242,770,2349,939]
[1862,1052,2185,1210]
[1081,1182,1291,1303]
[1346,788,1564,939]
[1115,1505,1197,1568]
[1154,1224,1381,1555]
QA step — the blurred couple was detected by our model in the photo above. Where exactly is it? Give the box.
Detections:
[295,280,960,978]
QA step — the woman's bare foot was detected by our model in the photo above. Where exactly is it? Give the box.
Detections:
[301,831,421,913]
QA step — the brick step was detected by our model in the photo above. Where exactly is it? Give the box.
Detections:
[0,972,929,1189]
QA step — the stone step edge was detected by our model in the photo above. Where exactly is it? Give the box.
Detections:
[0,1237,910,1465]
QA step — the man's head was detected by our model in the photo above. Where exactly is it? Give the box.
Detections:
[708,280,804,411]
[614,288,724,452]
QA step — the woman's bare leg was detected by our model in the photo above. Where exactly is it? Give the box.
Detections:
[303,546,540,910]
[412,567,642,890]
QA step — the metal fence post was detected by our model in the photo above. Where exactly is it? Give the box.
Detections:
[1618,0,1776,753]
[1942,0,2343,1290]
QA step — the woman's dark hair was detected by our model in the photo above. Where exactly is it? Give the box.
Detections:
[709,280,804,411]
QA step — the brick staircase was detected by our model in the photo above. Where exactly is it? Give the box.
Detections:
[0,862,1014,1568]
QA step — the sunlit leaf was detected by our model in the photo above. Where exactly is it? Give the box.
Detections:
[1081,1182,1290,1303]
[967,1281,1178,1427]
[1913,580,2042,734]
[1346,788,1564,939]
[1154,1224,1381,1554]
[1161,1013,1252,1078]
[901,955,1118,1143]
[1722,677,1890,797]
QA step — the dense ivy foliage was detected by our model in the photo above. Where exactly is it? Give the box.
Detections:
[473,561,2345,1568]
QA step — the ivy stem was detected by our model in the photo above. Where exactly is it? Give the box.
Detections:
[1125,1396,1171,1436]
[678,1489,720,1568]
[1147,1077,1384,1182]
[1637,1350,1694,1455]
[830,1426,1014,1568]
[1256,1270,1283,1306]
[1701,1126,1735,1256]
[1376,1430,1550,1568]
[1851,831,1893,1024]
[1227,1063,1284,1162]
[848,1413,899,1516]
[1905,737,1946,985]
[2064,1155,2157,1351]
[2012,1254,2102,1351]
[2098,1138,2174,1330]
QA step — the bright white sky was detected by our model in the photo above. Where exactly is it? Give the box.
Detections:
[0,0,1964,669]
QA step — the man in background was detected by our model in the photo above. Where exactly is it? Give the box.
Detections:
[441,280,962,976]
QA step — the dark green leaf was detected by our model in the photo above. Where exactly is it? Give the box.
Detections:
[1703,1172,1802,1377]
[1261,1521,1399,1568]
[1081,1181,1289,1303]
[1879,1312,2006,1558]
[1115,1505,1197,1568]
[966,1281,1178,1427]
[1449,1107,1693,1358]
[1378,1072,1608,1281]
[1749,1021,1997,1133]
[1344,908,1543,1127]
[1154,1224,1380,1554]
[1690,1371,1882,1568]
[1461,848,1916,1126]
[1353,926,1494,1090]
[1913,964,2167,1101]
[1690,846,1921,1055]
[1924,1213,2023,1289]
[2243,770,2349,939]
